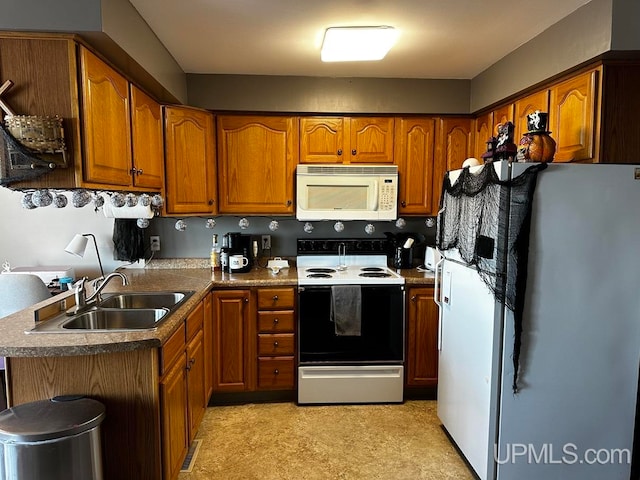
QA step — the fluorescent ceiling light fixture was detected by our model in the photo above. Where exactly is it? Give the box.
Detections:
[321,26,398,62]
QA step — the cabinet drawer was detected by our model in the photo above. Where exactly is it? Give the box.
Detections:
[257,288,295,310]
[257,310,295,332]
[160,323,186,376]
[258,357,295,389]
[186,300,204,341]
[258,333,295,356]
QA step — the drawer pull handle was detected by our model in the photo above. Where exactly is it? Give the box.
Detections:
[273,318,279,324]
[274,341,279,347]
[274,369,279,375]
[272,295,279,301]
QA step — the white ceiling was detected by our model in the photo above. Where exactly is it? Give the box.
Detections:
[129,0,593,79]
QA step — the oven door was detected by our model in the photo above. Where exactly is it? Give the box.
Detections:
[298,284,405,364]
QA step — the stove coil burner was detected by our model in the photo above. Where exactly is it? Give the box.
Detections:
[307,273,333,278]
[359,272,392,278]
[306,268,337,274]
[360,267,385,272]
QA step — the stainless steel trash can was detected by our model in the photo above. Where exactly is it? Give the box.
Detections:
[0,395,105,480]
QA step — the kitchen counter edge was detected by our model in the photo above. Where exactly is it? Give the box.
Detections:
[0,266,433,357]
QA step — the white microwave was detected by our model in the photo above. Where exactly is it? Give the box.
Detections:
[296,164,398,221]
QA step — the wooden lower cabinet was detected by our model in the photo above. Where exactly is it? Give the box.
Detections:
[160,350,189,480]
[159,299,209,480]
[405,286,439,387]
[212,289,255,392]
[256,287,296,390]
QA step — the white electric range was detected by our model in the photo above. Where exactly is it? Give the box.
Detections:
[296,239,405,405]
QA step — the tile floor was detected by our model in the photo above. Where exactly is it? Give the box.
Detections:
[178,400,475,480]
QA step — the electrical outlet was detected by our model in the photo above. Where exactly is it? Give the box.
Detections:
[261,235,271,250]
[150,235,161,252]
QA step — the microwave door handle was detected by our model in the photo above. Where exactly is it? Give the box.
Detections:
[371,180,379,210]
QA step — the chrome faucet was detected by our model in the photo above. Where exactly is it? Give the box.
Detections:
[68,272,129,315]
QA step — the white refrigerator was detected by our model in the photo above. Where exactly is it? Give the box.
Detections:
[435,161,640,480]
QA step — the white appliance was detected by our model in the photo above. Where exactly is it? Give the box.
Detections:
[296,239,405,404]
[436,161,640,480]
[1,265,75,285]
[296,164,398,221]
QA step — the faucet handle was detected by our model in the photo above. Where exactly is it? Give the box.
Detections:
[73,277,88,291]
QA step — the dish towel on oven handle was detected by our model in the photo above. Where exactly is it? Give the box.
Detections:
[330,285,362,336]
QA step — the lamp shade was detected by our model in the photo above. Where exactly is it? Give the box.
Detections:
[65,234,89,257]
[64,233,104,278]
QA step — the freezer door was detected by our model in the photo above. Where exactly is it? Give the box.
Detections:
[437,259,502,480]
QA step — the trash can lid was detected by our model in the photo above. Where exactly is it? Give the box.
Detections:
[0,395,105,442]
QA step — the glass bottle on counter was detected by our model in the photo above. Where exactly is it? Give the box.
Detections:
[210,234,220,272]
[220,234,230,273]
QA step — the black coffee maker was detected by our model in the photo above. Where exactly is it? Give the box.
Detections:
[385,232,425,269]
[226,232,252,273]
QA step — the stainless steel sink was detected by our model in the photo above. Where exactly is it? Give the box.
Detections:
[98,291,188,310]
[61,308,169,330]
[28,290,196,333]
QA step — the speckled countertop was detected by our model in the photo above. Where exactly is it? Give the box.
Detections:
[0,259,433,358]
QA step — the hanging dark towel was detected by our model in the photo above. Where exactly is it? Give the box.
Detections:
[330,285,362,336]
[112,219,145,262]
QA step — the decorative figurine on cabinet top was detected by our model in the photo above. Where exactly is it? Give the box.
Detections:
[494,122,517,161]
[516,110,556,163]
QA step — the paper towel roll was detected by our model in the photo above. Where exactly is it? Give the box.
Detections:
[103,202,154,219]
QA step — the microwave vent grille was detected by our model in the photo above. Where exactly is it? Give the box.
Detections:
[298,165,397,176]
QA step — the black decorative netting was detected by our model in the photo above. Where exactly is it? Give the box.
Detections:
[0,122,56,186]
[436,162,547,393]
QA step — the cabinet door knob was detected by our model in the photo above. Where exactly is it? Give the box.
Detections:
[208,199,214,205]
[274,341,279,347]
[337,149,342,156]
[401,201,406,207]
[351,149,357,156]
[286,199,292,206]
[274,369,280,375]
[411,295,416,302]
[273,318,279,324]
[244,297,249,303]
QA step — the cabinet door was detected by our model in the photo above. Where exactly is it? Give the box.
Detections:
[203,292,214,401]
[212,289,255,392]
[164,106,217,214]
[514,90,549,141]
[394,117,435,215]
[492,104,513,132]
[299,117,345,163]
[432,117,473,213]
[160,352,188,480]
[130,85,164,190]
[349,117,395,163]
[406,287,439,387]
[187,329,206,442]
[79,46,132,187]
[549,69,599,162]
[474,112,493,160]
[217,115,297,214]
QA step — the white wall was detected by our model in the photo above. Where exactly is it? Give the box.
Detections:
[0,187,135,280]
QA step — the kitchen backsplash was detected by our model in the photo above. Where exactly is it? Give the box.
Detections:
[146,216,436,260]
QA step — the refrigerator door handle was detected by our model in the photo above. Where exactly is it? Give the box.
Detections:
[434,256,445,351]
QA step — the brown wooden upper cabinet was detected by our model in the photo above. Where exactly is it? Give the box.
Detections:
[513,89,549,141]
[130,85,164,190]
[164,106,217,215]
[548,69,599,163]
[217,115,297,215]
[394,117,436,216]
[300,117,394,163]
[432,117,473,213]
[474,111,493,160]
[80,47,164,190]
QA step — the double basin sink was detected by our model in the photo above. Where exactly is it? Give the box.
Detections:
[30,291,195,333]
